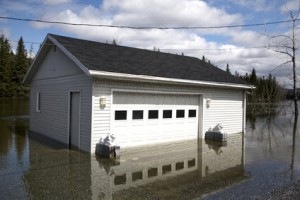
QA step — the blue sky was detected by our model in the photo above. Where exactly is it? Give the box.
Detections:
[0,0,299,87]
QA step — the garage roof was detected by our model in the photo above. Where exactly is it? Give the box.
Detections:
[24,34,253,88]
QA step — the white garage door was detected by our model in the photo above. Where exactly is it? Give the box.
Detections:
[111,92,200,148]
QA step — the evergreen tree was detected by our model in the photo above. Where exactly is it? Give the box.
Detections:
[225,63,231,74]
[11,37,30,97]
[0,34,31,98]
[12,37,27,83]
[0,35,14,97]
[250,68,257,85]
[0,35,12,81]
[238,69,283,117]
[5,51,14,83]
[244,73,249,82]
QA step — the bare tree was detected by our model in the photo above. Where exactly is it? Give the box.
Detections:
[268,5,300,117]
[290,112,298,180]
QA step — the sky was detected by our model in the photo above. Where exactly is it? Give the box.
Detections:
[0,0,299,88]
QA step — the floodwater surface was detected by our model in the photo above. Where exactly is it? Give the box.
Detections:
[0,100,299,200]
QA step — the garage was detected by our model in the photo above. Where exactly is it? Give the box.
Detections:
[111,92,201,147]
[25,34,252,153]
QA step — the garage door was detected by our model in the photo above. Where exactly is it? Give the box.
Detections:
[111,92,200,148]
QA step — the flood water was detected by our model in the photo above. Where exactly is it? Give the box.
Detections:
[0,100,299,200]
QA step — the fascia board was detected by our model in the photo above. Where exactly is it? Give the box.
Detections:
[47,34,90,76]
[23,34,90,84]
[23,37,50,84]
[89,70,255,90]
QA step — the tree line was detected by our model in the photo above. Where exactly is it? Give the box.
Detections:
[0,34,31,99]
[238,68,283,105]
[207,59,283,111]
[226,64,283,117]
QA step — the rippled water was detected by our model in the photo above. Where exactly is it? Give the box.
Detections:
[0,100,299,199]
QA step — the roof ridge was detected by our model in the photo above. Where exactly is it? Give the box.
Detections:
[48,33,201,60]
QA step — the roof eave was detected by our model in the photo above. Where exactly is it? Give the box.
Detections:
[89,70,254,90]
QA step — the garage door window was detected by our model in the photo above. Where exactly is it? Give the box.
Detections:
[115,111,127,120]
[133,110,143,119]
[163,110,172,118]
[189,110,196,117]
[148,110,159,119]
[176,110,185,118]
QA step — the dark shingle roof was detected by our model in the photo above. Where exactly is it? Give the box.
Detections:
[50,34,249,86]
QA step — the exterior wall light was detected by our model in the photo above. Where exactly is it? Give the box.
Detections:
[206,98,211,108]
[100,97,106,108]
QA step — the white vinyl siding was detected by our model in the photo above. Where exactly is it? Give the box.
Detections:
[203,91,243,133]
[33,46,83,80]
[91,79,244,152]
[29,75,92,152]
[29,46,92,152]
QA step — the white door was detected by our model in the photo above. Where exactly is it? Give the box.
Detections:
[69,92,80,148]
[111,92,200,147]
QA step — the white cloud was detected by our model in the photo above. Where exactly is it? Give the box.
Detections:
[104,0,242,27]
[32,0,244,42]
[25,0,298,87]
[227,29,268,47]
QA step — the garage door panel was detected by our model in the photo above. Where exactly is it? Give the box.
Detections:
[112,92,200,147]
[113,92,199,105]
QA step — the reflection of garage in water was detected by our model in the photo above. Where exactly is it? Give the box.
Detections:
[23,34,253,153]
[91,133,246,199]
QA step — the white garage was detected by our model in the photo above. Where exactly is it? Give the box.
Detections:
[24,34,253,153]
[111,92,201,147]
